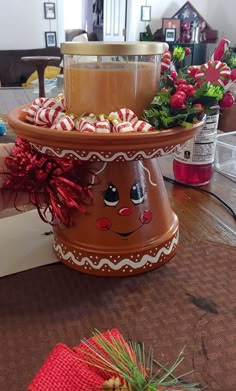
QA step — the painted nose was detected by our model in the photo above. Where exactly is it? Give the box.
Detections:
[118,207,133,216]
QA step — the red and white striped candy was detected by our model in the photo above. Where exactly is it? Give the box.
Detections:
[194,60,231,87]
[35,108,64,126]
[25,98,48,123]
[162,50,171,61]
[25,105,39,123]
[25,97,65,123]
[32,97,50,109]
[113,121,135,133]
[161,50,171,72]
[75,119,96,132]
[95,120,111,133]
[43,99,65,112]
[132,120,154,132]
[115,108,138,123]
[51,115,74,131]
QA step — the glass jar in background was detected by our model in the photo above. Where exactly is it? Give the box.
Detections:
[60,42,167,117]
[173,108,219,186]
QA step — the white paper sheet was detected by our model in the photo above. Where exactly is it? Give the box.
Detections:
[0,209,59,277]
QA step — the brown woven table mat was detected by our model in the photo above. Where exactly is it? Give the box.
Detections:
[0,239,235,390]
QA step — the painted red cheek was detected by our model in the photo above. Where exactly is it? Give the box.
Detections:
[96,218,112,231]
[140,210,152,224]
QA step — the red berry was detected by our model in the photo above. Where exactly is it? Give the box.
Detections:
[170,70,177,80]
[193,103,205,115]
[176,84,189,94]
[185,47,191,56]
[170,93,185,109]
[219,92,235,109]
[175,90,187,100]
[186,84,196,97]
[175,78,188,85]
[231,68,236,81]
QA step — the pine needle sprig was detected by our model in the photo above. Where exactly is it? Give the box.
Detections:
[75,330,201,391]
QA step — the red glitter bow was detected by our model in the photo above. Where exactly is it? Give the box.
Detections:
[3,137,93,226]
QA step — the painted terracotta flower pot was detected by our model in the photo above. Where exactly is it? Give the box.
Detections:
[8,106,204,276]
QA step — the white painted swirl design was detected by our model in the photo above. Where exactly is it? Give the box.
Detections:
[54,231,179,271]
[138,161,157,187]
[31,144,178,162]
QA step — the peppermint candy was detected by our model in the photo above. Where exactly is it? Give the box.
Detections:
[161,50,171,72]
[35,108,64,127]
[115,108,138,123]
[194,60,231,87]
[75,119,96,133]
[25,97,65,124]
[96,120,111,133]
[132,120,154,132]
[113,121,135,133]
[51,115,74,131]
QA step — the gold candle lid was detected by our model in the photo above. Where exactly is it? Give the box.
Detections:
[61,41,168,56]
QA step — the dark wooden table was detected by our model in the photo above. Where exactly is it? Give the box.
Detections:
[159,156,236,247]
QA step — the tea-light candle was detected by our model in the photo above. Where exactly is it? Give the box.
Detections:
[61,42,168,117]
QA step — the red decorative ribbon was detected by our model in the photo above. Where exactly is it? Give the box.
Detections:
[3,137,93,226]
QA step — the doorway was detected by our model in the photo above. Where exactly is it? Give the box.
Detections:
[89,0,128,41]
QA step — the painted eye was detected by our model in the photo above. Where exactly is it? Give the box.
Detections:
[103,183,119,207]
[130,181,144,205]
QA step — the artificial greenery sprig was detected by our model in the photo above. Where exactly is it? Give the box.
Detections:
[76,329,201,391]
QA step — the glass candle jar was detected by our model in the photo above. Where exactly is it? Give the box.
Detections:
[61,42,167,118]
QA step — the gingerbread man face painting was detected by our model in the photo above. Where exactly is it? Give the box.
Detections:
[53,159,179,276]
[96,176,152,238]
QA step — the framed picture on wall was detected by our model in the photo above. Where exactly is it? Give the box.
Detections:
[44,2,56,19]
[162,18,181,42]
[45,31,57,47]
[141,6,151,22]
[165,28,176,43]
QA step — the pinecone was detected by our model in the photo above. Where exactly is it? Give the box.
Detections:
[103,377,133,391]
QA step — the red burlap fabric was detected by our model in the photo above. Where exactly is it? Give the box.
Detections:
[29,329,123,390]
[28,344,103,391]
[0,239,236,391]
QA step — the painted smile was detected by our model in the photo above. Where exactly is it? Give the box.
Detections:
[111,225,142,238]
[96,211,152,238]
